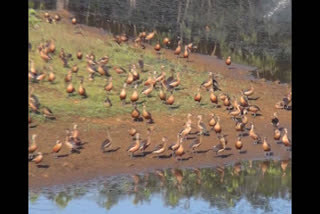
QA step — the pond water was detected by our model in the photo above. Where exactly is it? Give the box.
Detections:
[29,0,291,83]
[29,159,291,214]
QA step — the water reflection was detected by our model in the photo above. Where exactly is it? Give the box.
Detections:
[29,159,291,213]
[29,0,291,83]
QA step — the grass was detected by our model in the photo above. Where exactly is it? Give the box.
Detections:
[29,10,244,123]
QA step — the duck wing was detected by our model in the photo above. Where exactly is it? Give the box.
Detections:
[189,138,200,148]
[200,122,210,136]
[153,143,163,151]
[127,141,136,151]
[101,139,111,151]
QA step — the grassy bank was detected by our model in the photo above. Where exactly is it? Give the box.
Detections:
[29,10,230,123]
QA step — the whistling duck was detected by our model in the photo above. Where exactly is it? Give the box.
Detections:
[159,87,166,102]
[40,50,51,62]
[114,66,127,74]
[275,101,285,109]
[249,123,261,144]
[179,122,192,139]
[128,127,137,137]
[235,121,245,136]
[71,124,81,145]
[42,107,55,120]
[247,105,261,117]
[48,40,55,53]
[120,83,127,105]
[66,82,75,95]
[36,73,46,82]
[44,12,49,18]
[78,78,87,98]
[87,64,97,75]
[29,134,38,153]
[104,77,113,92]
[219,93,228,101]
[155,71,166,82]
[235,136,243,153]
[29,98,39,113]
[152,137,167,159]
[127,133,141,158]
[119,33,128,42]
[185,113,193,125]
[281,128,291,149]
[225,56,231,66]
[98,56,109,65]
[169,134,181,155]
[201,72,213,90]
[242,84,254,97]
[54,14,60,21]
[144,72,155,86]
[126,72,134,85]
[197,115,210,136]
[30,60,37,75]
[213,116,222,134]
[29,87,40,108]
[32,152,43,164]
[230,105,241,120]
[131,106,140,120]
[46,17,53,23]
[183,45,189,59]
[138,55,144,72]
[101,128,113,152]
[174,41,181,57]
[163,37,170,46]
[130,84,139,104]
[213,135,227,154]
[52,140,63,158]
[194,88,202,103]
[166,93,175,105]
[274,128,281,140]
[141,84,154,97]
[239,92,249,107]
[189,134,203,153]
[65,130,80,154]
[131,65,140,81]
[271,112,279,127]
[104,96,112,107]
[48,70,55,83]
[65,70,72,83]
[72,17,77,25]
[145,30,156,41]
[262,137,272,156]
[142,104,154,123]
[209,88,218,107]
[208,113,217,128]
[223,96,231,107]
[77,50,83,60]
[72,65,79,73]
[139,128,152,152]
[169,72,181,88]
[98,65,109,76]
[154,42,161,52]
[241,109,248,125]
[175,138,185,161]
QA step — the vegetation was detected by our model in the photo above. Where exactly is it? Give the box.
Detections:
[30,9,252,123]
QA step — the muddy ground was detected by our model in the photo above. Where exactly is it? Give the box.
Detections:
[29,10,291,189]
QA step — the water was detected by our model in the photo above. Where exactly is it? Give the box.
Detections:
[29,159,291,213]
[28,0,291,83]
